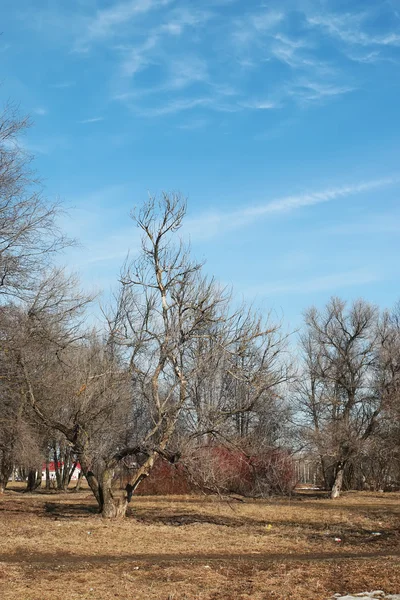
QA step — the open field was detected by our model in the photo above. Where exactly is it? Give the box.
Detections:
[0,488,399,600]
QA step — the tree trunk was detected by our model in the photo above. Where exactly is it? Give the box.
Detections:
[0,465,13,493]
[0,453,13,493]
[320,456,335,490]
[0,475,7,494]
[67,461,78,487]
[26,469,42,492]
[73,469,83,492]
[331,463,344,499]
[80,462,102,508]
[45,462,51,491]
[53,448,62,490]
[100,469,128,519]
[60,447,71,491]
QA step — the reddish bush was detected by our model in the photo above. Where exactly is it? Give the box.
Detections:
[135,458,191,496]
[189,446,296,496]
[249,450,297,496]
[132,446,296,497]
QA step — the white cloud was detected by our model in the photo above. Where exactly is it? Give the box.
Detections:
[79,117,104,124]
[274,34,307,49]
[119,32,161,77]
[233,9,284,45]
[137,97,211,117]
[271,42,332,74]
[117,8,211,79]
[288,80,355,104]
[239,177,396,217]
[86,0,173,42]
[307,13,400,47]
[251,11,284,32]
[185,176,398,240]
[166,56,209,90]
[33,107,48,116]
[241,99,279,110]
[228,9,347,109]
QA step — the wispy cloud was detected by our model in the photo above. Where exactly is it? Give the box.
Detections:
[166,56,209,90]
[185,176,398,239]
[307,13,400,47]
[137,97,211,117]
[233,9,284,45]
[240,99,279,110]
[33,107,48,116]
[119,34,159,77]
[78,0,173,49]
[288,80,355,104]
[118,9,212,78]
[270,38,334,76]
[228,9,352,110]
[78,117,104,124]
[19,1,400,127]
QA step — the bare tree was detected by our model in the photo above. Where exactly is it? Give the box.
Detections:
[297,297,380,498]
[99,193,292,514]
[0,269,92,491]
[0,103,71,299]
[1,193,291,516]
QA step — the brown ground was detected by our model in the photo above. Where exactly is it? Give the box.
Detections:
[0,487,399,600]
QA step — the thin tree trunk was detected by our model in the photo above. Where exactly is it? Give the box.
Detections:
[78,453,103,509]
[45,461,51,491]
[331,463,344,499]
[67,461,78,487]
[0,464,13,493]
[61,447,71,491]
[53,448,62,490]
[0,475,7,494]
[26,469,42,492]
[0,453,13,493]
[73,469,83,492]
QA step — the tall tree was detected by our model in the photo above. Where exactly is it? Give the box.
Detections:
[297,297,380,498]
[0,103,70,300]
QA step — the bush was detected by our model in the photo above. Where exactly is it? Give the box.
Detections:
[133,445,296,497]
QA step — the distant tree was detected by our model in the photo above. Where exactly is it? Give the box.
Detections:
[0,269,91,494]
[0,103,70,300]
[297,298,380,498]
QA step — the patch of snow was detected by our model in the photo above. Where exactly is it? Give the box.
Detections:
[332,593,400,599]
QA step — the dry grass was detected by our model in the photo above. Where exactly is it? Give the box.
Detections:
[0,487,399,600]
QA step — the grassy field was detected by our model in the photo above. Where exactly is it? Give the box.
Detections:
[0,487,399,600]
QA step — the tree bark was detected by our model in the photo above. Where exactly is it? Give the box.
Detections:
[0,453,13,493]
[73,469,83,492]
[100,469,128,519]
[53,448,62,490]
[26,469,42,492]
[79,459,102,508]
[45,462,51,491]
[0,475,8,494]
[0,465,13,493]
[331,463,344,499]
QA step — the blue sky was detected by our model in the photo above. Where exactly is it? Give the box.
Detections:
[1,0,400,328]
